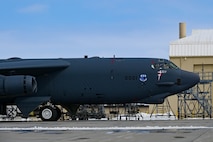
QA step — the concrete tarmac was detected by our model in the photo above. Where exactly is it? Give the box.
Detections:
[0,120,213,142]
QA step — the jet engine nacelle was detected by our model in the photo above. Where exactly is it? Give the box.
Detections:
[0,75,37,96]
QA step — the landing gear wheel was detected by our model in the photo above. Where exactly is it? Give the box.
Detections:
[40,106,60,121]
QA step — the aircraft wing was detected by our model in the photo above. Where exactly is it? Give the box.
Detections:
[0,59,70,75]
[0,59,70,116]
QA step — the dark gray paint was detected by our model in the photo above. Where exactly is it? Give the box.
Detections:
[0,57,200,117]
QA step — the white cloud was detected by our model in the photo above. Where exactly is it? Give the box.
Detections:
[18,4,48,13]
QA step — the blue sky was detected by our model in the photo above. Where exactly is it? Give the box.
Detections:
[0,0,213,59]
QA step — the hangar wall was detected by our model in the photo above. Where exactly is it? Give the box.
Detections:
[168,23,213,118]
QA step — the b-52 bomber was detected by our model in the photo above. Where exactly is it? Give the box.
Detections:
[0,57,199,121]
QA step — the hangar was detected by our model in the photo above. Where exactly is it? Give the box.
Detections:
[160,23,213,119]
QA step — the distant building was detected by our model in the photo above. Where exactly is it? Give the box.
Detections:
[170,28,213,72]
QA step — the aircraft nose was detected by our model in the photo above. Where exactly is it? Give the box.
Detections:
[180,71,200,89]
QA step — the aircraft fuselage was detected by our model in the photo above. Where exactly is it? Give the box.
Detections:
[0,57,200,120]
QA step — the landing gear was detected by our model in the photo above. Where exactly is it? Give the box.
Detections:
[39,105,61,121]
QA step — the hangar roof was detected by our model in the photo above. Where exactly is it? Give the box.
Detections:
[169,30,213,57]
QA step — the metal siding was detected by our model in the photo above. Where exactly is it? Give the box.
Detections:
[170,44,213,56]
[170,30,213,57]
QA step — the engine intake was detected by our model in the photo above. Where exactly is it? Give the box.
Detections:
[0,75,37,96]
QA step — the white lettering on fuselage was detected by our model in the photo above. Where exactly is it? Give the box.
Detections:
[157,70,167,81]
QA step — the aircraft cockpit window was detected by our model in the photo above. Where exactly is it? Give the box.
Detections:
[169,62,179,69]
[153,62,178,70]
[153,63,169,69]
